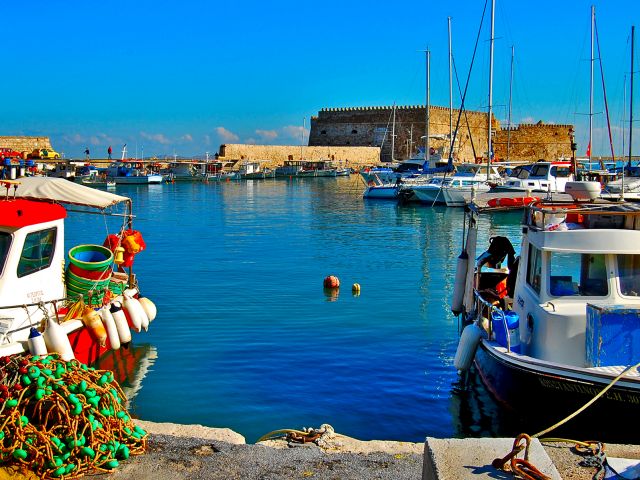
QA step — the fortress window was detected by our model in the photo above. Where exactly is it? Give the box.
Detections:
[321,130,327,135]
[346,141,351,145]
[351,129,358,134]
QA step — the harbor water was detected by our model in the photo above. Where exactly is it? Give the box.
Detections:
[66,177,525,443]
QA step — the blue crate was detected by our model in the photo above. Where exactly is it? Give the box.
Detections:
[586,304,640,367]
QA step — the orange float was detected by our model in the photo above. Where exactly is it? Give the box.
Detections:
[323,275,340,289]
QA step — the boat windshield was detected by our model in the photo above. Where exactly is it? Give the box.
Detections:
[617,254,640,297]
[0,233,10,276]
[549,252,608,297]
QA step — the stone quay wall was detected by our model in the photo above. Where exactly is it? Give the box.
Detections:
[309,106,573,163]
[0,136,53,155]
[217,144,381,169]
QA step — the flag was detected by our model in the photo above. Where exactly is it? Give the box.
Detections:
[586,142,591,157]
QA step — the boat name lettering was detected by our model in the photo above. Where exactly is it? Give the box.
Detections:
[539,377,640,404]
[27,291,44,302]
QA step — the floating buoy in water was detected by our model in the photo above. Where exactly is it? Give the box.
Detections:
[110,302,132,346]
[323,275,340,289]
[43,317,75,361]
[82,307,107,347]
[352,283,361,294]
[27,328,47,356]
[100,306,120,350]
[138,297,157,322]
[454,323,484,373]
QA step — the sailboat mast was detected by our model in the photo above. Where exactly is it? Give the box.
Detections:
[629,25,635,168]
[391,104,396,162]
[487,0,495,178]
[589,5,595,165]
[448,17,453,151]
[426,50,431,162]
[301,117,305,160]
[507,45,514,162]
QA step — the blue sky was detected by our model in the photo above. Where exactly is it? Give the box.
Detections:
[2,0,638,159]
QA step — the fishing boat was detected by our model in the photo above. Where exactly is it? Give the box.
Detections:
[0,177,156,366]
[452,191,640,441]
[105,162,163,184]
[80,174,116,189]
[297,160,337,177]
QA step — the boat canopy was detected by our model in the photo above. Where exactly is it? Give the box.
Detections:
[5,177,130,210]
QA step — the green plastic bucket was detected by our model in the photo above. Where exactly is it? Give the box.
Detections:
[66,269,110,290]
[68,245,113,271]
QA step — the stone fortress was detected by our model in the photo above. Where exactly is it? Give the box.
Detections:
[0,136,53,154]
[308,105,573,163]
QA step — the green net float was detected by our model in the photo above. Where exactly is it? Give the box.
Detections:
[30,355,41,362]
[123,427,132,435]
[95,421,103,430]
[40,357,51,365]
[116,410,127,419]
[81,446,95,458]
[62,451,71,461]
[78,435,86,447]
[117,445,130,460]
[87,396,100,408]
[48,456,63,468]
[43,368,53,376]
[85,388,96,398]
[133,425,146,436]
[5,399,18,408]
[102,459,119,470]
[33,389,45,401]
[121,414,130,422]
[64,463,76,475]
[51,437,61,446]
[78,380,87,393]
[12,449,27,460]
[19,416,28,427]
[98,444,108,453]
[71,404,82,416]
[67,393,80,405]
[27,366,41,379]
[100,408,111,417]
[52,466,66,477]
[97,374,108,386]
[44,386,53,395]
[88,413,95,422]
[0,431,5,440]
[20,375,32,386]
[36,376,46,387]
[110,388,121,403]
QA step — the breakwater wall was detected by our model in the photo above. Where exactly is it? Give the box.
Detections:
[217,144,381,169]
[309,106,573,162]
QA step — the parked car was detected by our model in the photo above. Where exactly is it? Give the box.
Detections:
[0,148,24,160]
[27,148,60,160]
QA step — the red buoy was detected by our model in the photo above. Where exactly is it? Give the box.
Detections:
[323,275,340,289]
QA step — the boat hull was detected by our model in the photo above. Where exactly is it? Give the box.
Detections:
[363,186,399,199]
[474,340,640,442]
[114,174,163,184]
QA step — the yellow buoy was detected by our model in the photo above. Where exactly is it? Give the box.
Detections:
[352,283,361,293]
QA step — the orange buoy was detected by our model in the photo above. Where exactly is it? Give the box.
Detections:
[323,275,340,289]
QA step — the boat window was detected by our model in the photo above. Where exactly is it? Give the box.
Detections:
[553,166,572,178]
[549,252,607,296]
[0,233,11,276]
[617,254,640,297]
[530,164,549,177]
[17,228,56,278]
[526,245,542,294]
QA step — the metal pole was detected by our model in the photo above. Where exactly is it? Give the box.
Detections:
[629,25,635,168]
[487,0,495,178]
[426,50,431,162]
[506,45,514,162]
[589,5,595,166]
[392,104,396,162]
[448,17,453,151]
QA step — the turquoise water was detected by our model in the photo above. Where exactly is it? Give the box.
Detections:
[66,177,523,442]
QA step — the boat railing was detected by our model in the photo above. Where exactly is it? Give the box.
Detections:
[473,289,514,353]
[524,201,640,231]
[0,297,69,343]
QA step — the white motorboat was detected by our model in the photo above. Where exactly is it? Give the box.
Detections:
[493,161,575,193]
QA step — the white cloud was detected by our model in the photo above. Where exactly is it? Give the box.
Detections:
[256,129,278,140]
[216,126,239,142]
[520,116,535,124]
[245,137,257,145]
[140,132,171,145]
[181,134,193,142]
[203,134,211,146]
[62,133,86,145]
[282,125,308,140]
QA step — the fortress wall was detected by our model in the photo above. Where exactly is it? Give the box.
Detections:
[217,144,381,169]
[309,106,573,163]
[0,136,53,155]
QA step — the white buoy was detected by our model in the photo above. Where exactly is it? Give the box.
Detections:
[137,296,157,322]
[451,250,468,315]
[100,306,120,350]
[123,294,148,332]
[110,302,132,346]
[453,323,484,373]
[43,317,75,361]
[27,328,48,356]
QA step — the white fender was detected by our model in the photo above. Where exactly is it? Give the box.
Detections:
[27,328,48,356]
[123,294,147,332]
[451,251,468,315]
[43,317,75,361]
[138,297,157,322]
[100,306,120,350]
[110,302,132,346]
[453,323,484,373]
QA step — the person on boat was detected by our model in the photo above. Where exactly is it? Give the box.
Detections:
[85,148,90,160]
[476,236,516,270]
[108,146,112,160]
